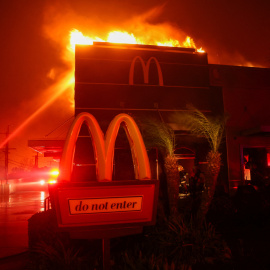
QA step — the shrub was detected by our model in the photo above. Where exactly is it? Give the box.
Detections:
[151,216,232,269]
[28,210,102,269]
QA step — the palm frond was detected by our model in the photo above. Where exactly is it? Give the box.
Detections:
[184,106,226,153]
[140,118,176,157]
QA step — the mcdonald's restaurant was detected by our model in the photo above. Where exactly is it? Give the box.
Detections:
[29,42,270,195]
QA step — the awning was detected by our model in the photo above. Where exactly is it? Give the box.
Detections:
[28,139,65,159]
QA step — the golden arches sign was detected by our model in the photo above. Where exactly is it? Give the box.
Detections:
[58,112,151,182]
[129,56,164,86]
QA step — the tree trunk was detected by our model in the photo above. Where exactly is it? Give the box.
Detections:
[198,151,221,223]
[164,155,179,216]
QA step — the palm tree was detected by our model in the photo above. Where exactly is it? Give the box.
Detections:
[140,118,179,216]
[182,106,226,221]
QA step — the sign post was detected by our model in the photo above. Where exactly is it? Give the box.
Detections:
[103,238,110,270]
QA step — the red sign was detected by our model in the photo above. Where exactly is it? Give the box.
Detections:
[51,180,158,228]
[50,113,159,237]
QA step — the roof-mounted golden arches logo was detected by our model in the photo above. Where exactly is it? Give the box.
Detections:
[58,113,151,182]
[129,56,164,86]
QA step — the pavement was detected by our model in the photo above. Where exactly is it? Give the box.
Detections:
[0,180,49,268]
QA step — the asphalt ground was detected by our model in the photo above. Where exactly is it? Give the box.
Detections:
[0,180,49,268]
[0,251,30,270]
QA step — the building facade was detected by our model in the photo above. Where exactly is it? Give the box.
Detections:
[29,43,270,193]
[73,43,226,186]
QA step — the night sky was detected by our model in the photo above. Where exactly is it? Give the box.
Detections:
[0,0,269,170]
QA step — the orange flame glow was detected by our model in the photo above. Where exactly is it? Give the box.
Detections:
[0,72,74,150]
[69,29,104,51]
[68,29,204,53]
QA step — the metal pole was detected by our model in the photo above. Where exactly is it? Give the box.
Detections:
[156,147,159,180]
[5,126,9,184]
[102,238,110,270]
[35,152,39,168]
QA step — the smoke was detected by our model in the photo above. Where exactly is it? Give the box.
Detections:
[42,1,191,50]
[208,49,265,67]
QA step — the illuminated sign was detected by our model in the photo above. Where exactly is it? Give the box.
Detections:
[58,112,151,181]
[129,56,164,86]
[50,113,158,230]
[52,181,158,227]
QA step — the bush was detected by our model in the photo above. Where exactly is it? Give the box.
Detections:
[154,216,232,268]
[110,216,232,269]
[28,205,232,269]
[28,210,102,269]
[28,209,59,249]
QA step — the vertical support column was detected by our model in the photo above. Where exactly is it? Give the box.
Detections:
[102,238,110,270]
[5,125,9,183]
[35,152,39,168]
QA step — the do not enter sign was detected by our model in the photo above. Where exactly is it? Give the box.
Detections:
[69,196,142,214]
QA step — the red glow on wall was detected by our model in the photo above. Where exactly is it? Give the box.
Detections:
[267,153,270,166]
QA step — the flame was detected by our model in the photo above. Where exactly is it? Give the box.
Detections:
[197,47,205,53]
[69,29,104,52]
[107,31,138,44]
[183,36,195,48]
[68,29,204,53]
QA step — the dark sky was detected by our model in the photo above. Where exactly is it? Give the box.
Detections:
[0,0,269,170]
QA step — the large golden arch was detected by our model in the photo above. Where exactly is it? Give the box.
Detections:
[58,113,151,182]
[129,56,164,86]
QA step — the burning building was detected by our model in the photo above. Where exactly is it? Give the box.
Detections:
[72,42,225,182]
[29,39,270,194]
